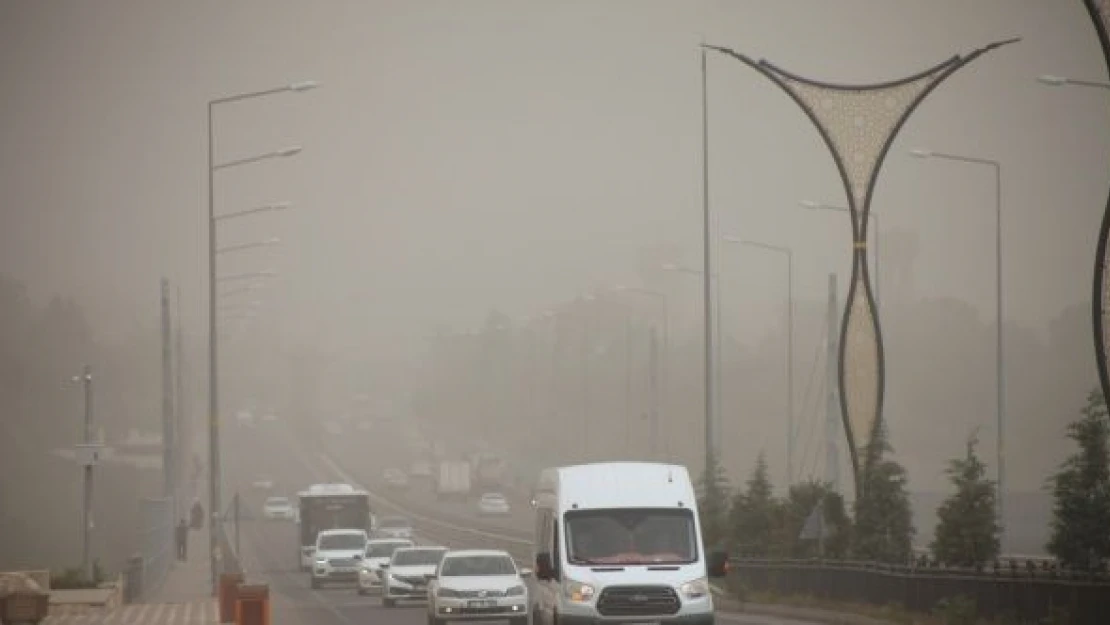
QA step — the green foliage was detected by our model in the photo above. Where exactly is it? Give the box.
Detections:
[932,595,977,625]
[50,560,105,589]
[1046,389,1110,571]
[852,419,915,563]
[778,480,851,559]
[728,452,778,556]
[930,432,1001,567]
[696,453,730,550]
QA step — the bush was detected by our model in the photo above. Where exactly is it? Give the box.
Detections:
[51,560,105,589]
[932,595,977,625]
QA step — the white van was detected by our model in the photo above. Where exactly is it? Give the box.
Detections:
[531,463,727,625]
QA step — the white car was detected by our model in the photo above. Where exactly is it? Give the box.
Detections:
[311,529,368,589]
[477,492,511,516]
[381,546,448,607]
[252,477,275,490]
[263,496,295,521]
[357,538,415,595]
[427,549,530,625]
[375,515,414,540]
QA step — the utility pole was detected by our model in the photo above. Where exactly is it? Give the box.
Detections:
[175,285,187,505]
[624,318,632,457]
[79,366,94,582]
[824,274,841,492]
[700,45,715,478]
[649,327,660,459]
[161,279,175,517]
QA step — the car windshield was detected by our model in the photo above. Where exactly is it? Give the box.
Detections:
[367,541,411,558]
[565,508,697,565]
[379,517,409,528]
[440,555,517,577]
[392,549,446,566]
[266,498,289,506]
[318,533,366,550]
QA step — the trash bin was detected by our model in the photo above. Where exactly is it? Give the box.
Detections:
[218,572,244,623]
[0,590,49,625]
[235,583,269,625]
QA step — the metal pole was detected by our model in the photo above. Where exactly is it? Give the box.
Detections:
[207,100,220,595]
[660,302,669,460]
[234,492,240,558]
[624,318,632,457]
[175,285,186,505]
[580,309,590,462]
[994,161,1005,543]
[700,46,715,476]
[873,213,881,309]
[825,273,840,492]
[786,250,795,487]
[649,327,660,459]
[82,365,93,582]
[161,279,174,511]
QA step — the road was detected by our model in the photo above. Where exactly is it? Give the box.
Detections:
[223,419,821,625]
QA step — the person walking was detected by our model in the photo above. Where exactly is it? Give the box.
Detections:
[175,518,189,561]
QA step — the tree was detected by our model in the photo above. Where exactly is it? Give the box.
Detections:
[930,431,1000,567]
[779,480,851,559]
[1046,389,1110,570]
[852,419,915,563]
[696,453,730,550]
[728,452,778,556]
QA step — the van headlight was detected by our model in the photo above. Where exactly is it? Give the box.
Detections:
[562,578,595,603]
[679,577,709,599]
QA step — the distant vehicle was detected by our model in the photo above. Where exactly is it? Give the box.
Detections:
[252,477,274,491]
[297,483,373,571]
[436,461,471,501]
[531,463,729,625]
[263,496,295,521]
[477,492,511,516]
[427,549,529,625]
[374,515,413,540]
[409,461,433,479]
[380,546,448,607]
[311,529,368,589]
[357,538,415,595]
[383,468,409,489]
[472,453,509,491]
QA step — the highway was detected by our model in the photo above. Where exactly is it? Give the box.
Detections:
[223,419,821,625]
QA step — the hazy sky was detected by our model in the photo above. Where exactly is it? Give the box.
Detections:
[1,0,1107,367]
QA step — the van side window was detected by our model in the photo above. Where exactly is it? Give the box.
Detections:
[551,516,561,578]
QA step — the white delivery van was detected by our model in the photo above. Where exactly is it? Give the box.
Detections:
[531,462,727,625]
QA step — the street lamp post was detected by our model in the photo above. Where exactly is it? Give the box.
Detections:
[72,366,93,582]
[614,285,669,459]
[800,200,881,308]
[206,80,316,595]
[909,147,1005,539]
[722,237,795,486]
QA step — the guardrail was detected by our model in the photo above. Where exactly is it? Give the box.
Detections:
[728,557,1110,625]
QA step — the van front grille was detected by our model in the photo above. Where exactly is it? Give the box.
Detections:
[596,585,680,617]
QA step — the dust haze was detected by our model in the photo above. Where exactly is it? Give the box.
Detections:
[0,0,1105,570]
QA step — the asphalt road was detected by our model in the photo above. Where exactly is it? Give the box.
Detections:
[224,418,821,625]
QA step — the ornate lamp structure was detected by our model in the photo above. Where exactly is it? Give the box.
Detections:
[705,39,1018,496]
[1082,0,1110,420]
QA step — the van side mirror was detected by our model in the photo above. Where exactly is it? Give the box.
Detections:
[535,553,555,580]
[707,550,729,578]
[379,562,390,569]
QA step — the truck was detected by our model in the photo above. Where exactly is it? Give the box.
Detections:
[297,483,372,571]
[435,461,471,501]
[471,452,509,491]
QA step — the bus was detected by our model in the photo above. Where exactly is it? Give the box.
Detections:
[297,483,372,571]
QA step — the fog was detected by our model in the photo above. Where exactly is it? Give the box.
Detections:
[1,0,1107,567]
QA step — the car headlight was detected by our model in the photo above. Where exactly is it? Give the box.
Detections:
[679,577,709,599]
[437,587,461,598]
[315,556,327,564]
[562,578,595,603]
[506,585,526,597]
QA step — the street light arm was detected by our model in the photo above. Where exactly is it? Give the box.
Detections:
[1037,74,1110,90]
[210,81,319,106]
[910,148,999,168]
[213,146,302,171]
[722,236,792,257]
[215,238,281,255]
[216,271,276,283]
[214,203,291,222]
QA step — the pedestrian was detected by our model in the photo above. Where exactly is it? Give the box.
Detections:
[190,499,204,529]
[175,518,189,560]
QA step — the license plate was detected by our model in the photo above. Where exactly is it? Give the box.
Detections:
[468,600,497,608]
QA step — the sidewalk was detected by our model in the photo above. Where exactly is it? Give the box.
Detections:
[43,523,218,625]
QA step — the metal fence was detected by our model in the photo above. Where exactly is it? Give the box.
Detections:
[728,558,1110,625]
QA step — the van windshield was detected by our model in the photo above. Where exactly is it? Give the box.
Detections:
[564,508,697,565]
